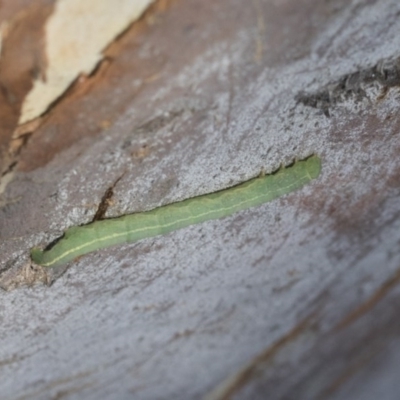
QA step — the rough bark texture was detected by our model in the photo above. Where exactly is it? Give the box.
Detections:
[1,0,400,399]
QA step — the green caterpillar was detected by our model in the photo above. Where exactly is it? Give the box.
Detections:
[31,155,321,268]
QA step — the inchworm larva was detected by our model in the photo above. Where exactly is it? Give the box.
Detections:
[31,155,321,267]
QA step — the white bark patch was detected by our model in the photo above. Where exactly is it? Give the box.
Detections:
[19,0,154,124]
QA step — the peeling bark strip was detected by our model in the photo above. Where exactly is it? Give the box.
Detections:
[296,57,400,117]
[31,156,321,268]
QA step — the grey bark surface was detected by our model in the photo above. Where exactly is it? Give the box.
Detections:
[1,0,400,399]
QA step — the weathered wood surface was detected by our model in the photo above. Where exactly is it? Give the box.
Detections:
[1,0,400,399]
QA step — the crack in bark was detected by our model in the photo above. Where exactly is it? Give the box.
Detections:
[92,172,126,221]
